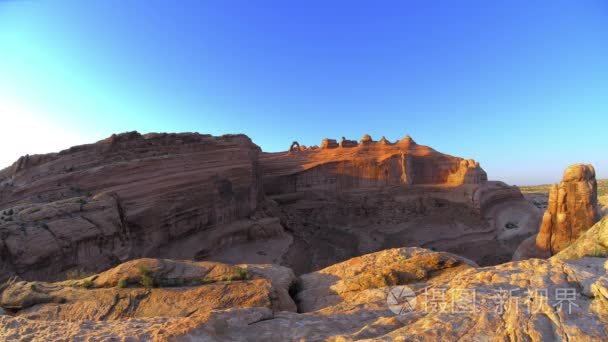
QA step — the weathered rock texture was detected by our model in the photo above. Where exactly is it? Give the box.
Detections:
[514,164,601,260]
[0,132,539,281]
[262,135,487,193]
[0,132,265,281]
[0,258,296,318]
[537,164,601,254]
[2,247,607,341]
[261,135,539,270]
[554,215,608,260]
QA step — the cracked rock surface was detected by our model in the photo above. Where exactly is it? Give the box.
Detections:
[1,242,607,341]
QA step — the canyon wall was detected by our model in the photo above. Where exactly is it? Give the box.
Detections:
[0,132,263,280]
[259,135,537,271]
[262,136,487,195]
[0,132,538,280]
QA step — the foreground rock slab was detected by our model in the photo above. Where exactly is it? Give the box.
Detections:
[1,246,607,341]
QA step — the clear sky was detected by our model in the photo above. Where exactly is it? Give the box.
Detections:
[0,0,606,185]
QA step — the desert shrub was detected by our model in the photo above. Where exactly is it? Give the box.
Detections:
[201,277,215,285]
[118,277,128,288]
[222,267,249,282]
[505,222,519,229]
[234,267,248,280]
[138,265,156,288]
[82,279,94,289]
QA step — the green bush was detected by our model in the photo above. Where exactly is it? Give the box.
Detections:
[222,267,249,282]
[138,265,156,288]
[118,277,128,288]
[201,277,215,285]
[82,279,94,289]
[234,267,248,280]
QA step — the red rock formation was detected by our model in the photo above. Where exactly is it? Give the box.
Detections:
[0,132,537,280]
[338,137,358,148]
[535,164,600,254]
[320,138,338,149]
[261,135,487,194]
[260,136,537,271]
[0,132,264,280]
[359,134,374,145]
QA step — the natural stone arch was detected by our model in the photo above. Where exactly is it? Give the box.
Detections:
[289,141,301,152]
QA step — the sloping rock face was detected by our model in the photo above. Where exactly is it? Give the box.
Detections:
[261,136,539,270]
[0,258,296,318]
[514,164,601,260]
[0,132,264,281]
[2,248,607,341]
[554,216,608,260]
[0,258,297,341]
[0,132,539,281]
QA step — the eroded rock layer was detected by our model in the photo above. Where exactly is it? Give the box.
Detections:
[260,135,538,270]
[262,136,487,194]
[0,132,263,280]
[0,132,539,281]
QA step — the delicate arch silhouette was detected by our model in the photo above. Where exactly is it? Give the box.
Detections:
[289,141,301,152]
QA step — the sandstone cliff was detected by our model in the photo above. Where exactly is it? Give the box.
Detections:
[0,132,264,280]
[261,135,538,270]
[514,164,601,260]
[262,135,487,194]
[0,132,538,281]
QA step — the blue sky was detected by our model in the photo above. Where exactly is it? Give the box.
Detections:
[0,0,606,185]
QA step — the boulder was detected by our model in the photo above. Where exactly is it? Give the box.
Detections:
[320,138,338,149]
[359,133,374,145]
[338,137,358,148]
[0,258,296,319]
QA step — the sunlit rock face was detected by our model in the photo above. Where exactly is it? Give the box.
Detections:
[260,135,538,271]
[261,135,487,194]
[513,164,601,261]
[0,132,537,283]
[536,164,601,254]
[2,247,607,341]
